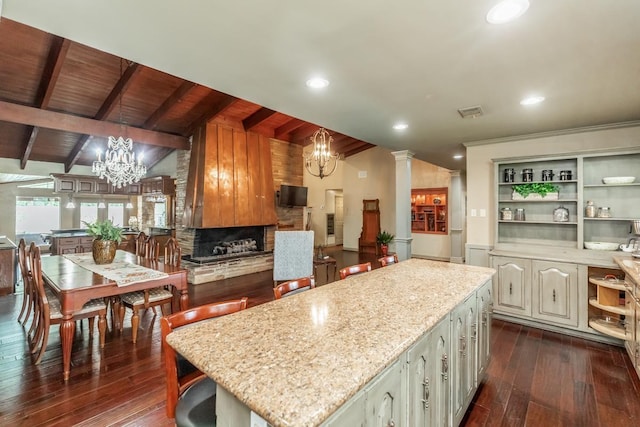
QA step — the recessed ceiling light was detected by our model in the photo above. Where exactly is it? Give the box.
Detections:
[486,0,530,24]
[393,123,408,130]
[306,77,329,89]
[520,96,545,106]
[453,154,464,160]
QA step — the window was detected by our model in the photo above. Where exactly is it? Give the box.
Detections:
[107,202,125,227]
[16,197,60,244]
[80,202,99,225]
[154,202,166,227]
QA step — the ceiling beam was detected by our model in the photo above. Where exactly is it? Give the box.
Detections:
[64,62,143,172]
[185,93,238,135]
[0,100,190,149]
[274,118,305,140]
[20,36,70,169]
[242,107,276,131]
[343,143,374,158]
[143,81,197,130]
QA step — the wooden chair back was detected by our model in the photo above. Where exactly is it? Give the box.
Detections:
[161,297,249,418]
[273,277,315,300]
[145,236,161,261]
[17,239,33,324]
[164,238,181,267]
[378,254,399,267]
[135,232,148,257]
[339,262,372,280]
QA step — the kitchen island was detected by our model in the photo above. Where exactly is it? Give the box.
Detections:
[0,236,17,295]
[166,258,495,426]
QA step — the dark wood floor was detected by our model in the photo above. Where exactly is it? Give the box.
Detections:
[0,247,638,426]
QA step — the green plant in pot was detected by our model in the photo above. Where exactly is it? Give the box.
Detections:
[376,230,395,256]
[512,182,559,199]
[83,219,123,264]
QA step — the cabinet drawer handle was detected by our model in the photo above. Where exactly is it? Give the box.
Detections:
[460,336,466,357]
[422,378,430,408]
[482,311,487,325]
[387,420,395,427]
[509,282,512,294]
[552,289,556,302]
[441,354,448,380]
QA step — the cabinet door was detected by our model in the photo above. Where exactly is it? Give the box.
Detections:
[491,256,531,316]
[322,389,365,427]
[407,317,451,427]
[95,180,111,193]
[76,178,95,193]
[54,177,76,192]
[451,294,476,426]
[477,280,492,383]
[532,260,578,327]
[365,358,403,427]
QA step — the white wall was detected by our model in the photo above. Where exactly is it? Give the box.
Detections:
[466,125,640,247]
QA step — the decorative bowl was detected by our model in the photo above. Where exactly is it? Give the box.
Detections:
[584,241,620,251]
[602,176,635,184]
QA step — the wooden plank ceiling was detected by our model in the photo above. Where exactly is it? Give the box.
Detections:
[0,18,374,173]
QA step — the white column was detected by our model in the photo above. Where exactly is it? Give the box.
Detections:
[391,150,414,261]
[449,170,464,263]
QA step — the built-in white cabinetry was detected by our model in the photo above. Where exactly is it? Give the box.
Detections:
[492,256,531,317]
[624,273,640,379]
[495,150,640,250]
[365,358,404,427]
[322,390,365,427]
[407,317,451,427]
[491,256,580,330]
[531,260,578,327]
[476,281,492,383]
[450,294,477,426]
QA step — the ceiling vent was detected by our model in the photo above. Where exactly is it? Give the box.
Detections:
[457,105,484,118]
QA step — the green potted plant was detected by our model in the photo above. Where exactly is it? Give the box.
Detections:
[376,230,395,256]
[511,183,559,200]
[83,219,123,264]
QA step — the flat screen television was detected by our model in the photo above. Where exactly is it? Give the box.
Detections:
[278,184,308,207]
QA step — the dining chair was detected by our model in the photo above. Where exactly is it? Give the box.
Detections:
[161,297,249,425]
[164,237,182,268]
[118,237,175,343]
[134,231,148,257]
[339,262,372,280]
[378,254,399,267]
[16,239,34,325]
[273,277,315,299]
[28,243,107,364]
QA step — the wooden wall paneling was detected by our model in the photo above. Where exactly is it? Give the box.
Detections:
[218,125,235,227]
[201,123,221,227]
[259,134,277,225]
[246,132,262,225]
[182,124,204,227]
[234,129,251,225]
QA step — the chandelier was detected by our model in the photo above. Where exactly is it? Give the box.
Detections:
[304,128,340,179]
[92,136,147,188]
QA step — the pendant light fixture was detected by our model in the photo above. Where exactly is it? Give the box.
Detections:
[303,128,340,179]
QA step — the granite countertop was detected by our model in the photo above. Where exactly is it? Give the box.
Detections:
[0,237,17,249]
[167,258,495,427]
[613,254,640,284]
[50,229,139,237]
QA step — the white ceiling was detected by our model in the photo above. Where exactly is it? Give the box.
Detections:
[3,0,640,171]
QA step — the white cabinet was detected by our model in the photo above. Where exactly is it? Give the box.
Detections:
[450,294,477,426]
[323,389,365,427]
[365,358,404,427]
[531,260,578,327]
[407,317,451,427]
[476,280,492,383]
[491,255,582,331]
[624,274,640,379]
[491,256,531,317]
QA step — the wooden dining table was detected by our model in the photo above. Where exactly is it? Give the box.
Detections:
[40,250,189,381]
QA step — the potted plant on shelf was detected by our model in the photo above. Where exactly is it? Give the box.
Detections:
[376,230,395,256]
[511,183,560,200]
[83,219,123,264]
